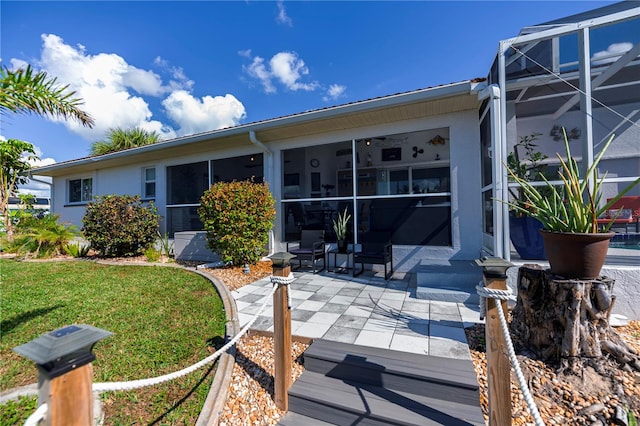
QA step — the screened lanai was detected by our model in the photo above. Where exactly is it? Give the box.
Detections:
[480,2,640,259]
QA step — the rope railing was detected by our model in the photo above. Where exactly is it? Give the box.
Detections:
[94,276,290,392]
[476,283,546,426]
[23,403,47,426]
[19,273,296,425]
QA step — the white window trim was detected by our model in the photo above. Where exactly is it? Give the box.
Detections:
[67,177,93,205]
[142,166,156,200]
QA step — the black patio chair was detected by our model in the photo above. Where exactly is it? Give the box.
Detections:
[353,232,393,280]
[286,229,326,274]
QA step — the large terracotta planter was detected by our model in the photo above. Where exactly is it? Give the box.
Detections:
[539,230,614,279]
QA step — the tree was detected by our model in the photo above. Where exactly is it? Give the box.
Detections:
[0,139,38,242]
[90,127,160,156]
[0,64,94,127]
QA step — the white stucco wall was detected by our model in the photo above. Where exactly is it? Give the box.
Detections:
[49,106,484,270]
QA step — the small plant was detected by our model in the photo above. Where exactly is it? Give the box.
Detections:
[198,179,275,266]
[82,194,159,257]
[505,129,640,233]
[64,241,90,257]
[332,207,351,241]
[144,246,161,262]
[506,133,553,217]
[157,231,174,257]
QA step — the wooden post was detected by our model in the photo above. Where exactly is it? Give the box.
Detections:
[13,324,111,426]
[272,264,292,411]
[44,364,94,425]
[484,273,511,425]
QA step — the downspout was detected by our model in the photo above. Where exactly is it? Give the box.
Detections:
[249,130,275,256]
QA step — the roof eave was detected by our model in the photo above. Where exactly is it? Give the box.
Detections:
[34,80,477,176]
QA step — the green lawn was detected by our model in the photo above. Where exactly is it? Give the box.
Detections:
[0,259,226,425]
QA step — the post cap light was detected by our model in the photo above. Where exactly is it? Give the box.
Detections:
[475,257,514,276]
[13,324,112,378]
[268,252,297,268]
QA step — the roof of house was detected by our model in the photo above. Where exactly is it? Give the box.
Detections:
[35,78,486,177]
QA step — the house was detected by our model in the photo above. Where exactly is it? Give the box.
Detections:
[34,2,640,274]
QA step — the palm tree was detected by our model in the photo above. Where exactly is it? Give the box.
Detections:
[90,127,161,156]
[0,64,94,127]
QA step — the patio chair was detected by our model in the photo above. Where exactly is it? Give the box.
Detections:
[286,230,326,274]
[353,232,393,280]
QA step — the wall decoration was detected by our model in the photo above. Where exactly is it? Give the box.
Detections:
[310,158,320,168]
[550,124,581,142]
[412,146,424,158]
[382,147,402,161]
[428,135,446,145]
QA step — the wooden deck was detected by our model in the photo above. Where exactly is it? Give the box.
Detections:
[279,339,485,426]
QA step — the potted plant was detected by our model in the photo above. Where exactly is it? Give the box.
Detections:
[507,133,549,260]
[505,128,640,279]
[332,207,351,253]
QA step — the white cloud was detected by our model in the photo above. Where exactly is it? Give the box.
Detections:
[592,42,633,65]
[242,50,319,93]
[238,49,252,59]
[162,90,246,135]
[15,34,246,144]
[323,84,347,102]
[270,52,318,91]
[245,56,276,93]
[276,1,293,27]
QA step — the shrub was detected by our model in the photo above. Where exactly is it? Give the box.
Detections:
[5,213,77,258]
[82,194,159,257]
[144,246,161,262]
[198,180,275,266]
[64,241,91,257]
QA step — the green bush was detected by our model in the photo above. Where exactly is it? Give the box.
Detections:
[82,194,159,257]
[198,180,275,266]
[4,213,77,258]
[144,246,161,262]
[64,241,91,257]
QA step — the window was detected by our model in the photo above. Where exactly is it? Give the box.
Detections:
[68,178,92,203]
[143,167,156,199]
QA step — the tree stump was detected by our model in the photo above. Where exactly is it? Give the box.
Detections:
[510,265,639,373]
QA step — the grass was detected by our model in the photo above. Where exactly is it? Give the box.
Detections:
[0,259,226,425]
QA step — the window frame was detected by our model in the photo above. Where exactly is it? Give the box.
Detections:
[142,166,156,200]
[67,177,93,204]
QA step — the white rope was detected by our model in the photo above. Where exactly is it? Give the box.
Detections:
[476,283,545,426]
[24,403,47,426]
[93,283,279,392]
[270,273,295,308]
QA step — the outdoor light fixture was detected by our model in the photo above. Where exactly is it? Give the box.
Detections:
[475,257,513,277]
[269,251,297,268]
[365,139,371,146]
[14,324,112,378]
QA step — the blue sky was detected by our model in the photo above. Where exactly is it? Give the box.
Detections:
[1,0,618,184]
